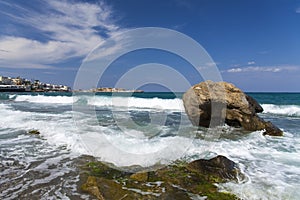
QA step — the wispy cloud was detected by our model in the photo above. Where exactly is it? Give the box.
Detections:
[225,65,300,73]
[0,0,121,69]
[247,61,255,65]
[296,7,300,13]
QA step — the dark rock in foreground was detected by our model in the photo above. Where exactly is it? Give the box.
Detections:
[182,81,283,136]
[80,155,244,200]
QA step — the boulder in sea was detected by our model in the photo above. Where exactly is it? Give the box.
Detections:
[182,81,283,136]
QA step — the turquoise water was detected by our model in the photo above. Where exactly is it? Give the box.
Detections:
[249,93,300,105]
[0,92,299,199]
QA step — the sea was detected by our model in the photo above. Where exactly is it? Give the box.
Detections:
[0,92,299,200]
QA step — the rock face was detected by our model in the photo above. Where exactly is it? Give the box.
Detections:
[182,81,283,136]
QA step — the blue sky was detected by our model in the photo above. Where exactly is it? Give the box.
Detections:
[0,0,300,92]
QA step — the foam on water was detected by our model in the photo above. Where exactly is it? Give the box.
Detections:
[13,95,74,104]
[12,94,184,111]
[0,102,188,167]
[0,103,87,155]
[88,96,184,111]
[262,104,300,117]
[185,131,300,200]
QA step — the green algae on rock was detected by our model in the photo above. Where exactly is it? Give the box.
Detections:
[80,155,243,200]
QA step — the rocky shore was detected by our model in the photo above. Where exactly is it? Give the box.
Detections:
[79,155,245,200]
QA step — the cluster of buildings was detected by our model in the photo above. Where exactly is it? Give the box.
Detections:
[90,87,143,93]
[75,87,144,93]
[0,76,71,92]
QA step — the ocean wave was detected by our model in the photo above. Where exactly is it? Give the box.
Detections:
[262,104,300,117]
[88,96,184,111]
[13,95,74,104]
[12,95,184,111]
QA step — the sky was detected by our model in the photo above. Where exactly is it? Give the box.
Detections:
[0,0,300,92]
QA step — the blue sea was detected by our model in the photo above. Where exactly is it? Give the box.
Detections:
[0,92,299,199]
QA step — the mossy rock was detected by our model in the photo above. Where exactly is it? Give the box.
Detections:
[80,155,242,200]
[130,172,148,182]
[83,161,129,179]
[187,155,245,183]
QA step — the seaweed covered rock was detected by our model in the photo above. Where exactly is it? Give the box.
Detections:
[187,155,245,182]
[182,81,283,136]
[80,155,244,200]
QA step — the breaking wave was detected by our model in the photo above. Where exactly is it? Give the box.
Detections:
[12,94,184,111]
[262,104,300,117]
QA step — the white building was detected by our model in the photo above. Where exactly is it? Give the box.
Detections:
[0,76,13,85]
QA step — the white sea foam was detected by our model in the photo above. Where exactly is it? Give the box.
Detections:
[88,96,184,111]
[0,103,87,155]
[262,104,300,117]
[13,95,74,104]
[13,94,184,111]
[0,102,188,167]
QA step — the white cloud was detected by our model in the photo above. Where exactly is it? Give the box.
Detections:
[247,61,255,65]
[0,0,120,69]
[296,7,300,13]
[225,66,299,73]
[227,68,242,73]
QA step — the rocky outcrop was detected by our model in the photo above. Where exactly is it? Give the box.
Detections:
[80,155,243,200]
[182,81,283,136]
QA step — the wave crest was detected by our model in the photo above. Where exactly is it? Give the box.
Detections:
[262,104,300,117]
[12,95,184,111]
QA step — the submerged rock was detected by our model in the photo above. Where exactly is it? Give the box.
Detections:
[28,129,40,135]
[182,81,283,136]
[80,155,243,200]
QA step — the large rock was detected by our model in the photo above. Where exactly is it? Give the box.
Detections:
[182,81,283,136]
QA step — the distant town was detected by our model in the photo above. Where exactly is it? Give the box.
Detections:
[0,75,71,92]
[75,88,144,93]
[0,75,144,93]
